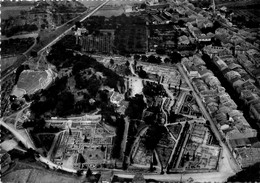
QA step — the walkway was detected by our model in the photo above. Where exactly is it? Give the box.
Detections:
[1,32,38,41]
[177,63,241,173]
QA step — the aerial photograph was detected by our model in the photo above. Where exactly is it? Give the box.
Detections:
[1,0,260,182]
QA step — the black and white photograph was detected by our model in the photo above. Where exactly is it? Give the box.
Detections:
[1,0,260,182]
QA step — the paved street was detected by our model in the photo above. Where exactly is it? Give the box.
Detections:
[176,63,241,173]
[1,33,38,41]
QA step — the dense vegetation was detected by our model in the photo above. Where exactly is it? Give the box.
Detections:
[2,23,38,37]
[228,162,260,182]
[144,125,167,150]
[29,35,124,120]
[111,115,125,159]
[2,38,34,56]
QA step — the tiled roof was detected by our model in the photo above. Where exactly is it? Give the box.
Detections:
[236,147,260,168]
[228,63,241,70]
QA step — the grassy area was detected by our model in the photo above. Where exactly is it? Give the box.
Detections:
[167,123,182,140]
[2,56,17,72]
[1,74,16,117]
[2,38,34,56]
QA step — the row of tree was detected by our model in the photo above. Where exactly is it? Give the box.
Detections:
[133,51,182,65]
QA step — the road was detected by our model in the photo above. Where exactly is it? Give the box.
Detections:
[1,0,110,81]
[161,98,168,124]
[0,118,34,149]
[176,63,241,173]
[1,32,38,41]
[0,117,78,173]
[38,0,110,55]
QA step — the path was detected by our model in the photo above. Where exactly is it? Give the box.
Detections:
[176,63,241,173]
[1,32,38,41]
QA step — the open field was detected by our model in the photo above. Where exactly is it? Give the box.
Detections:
[82,0,145,7]
[2,57,17,72]
[93,9,125,17]
[1,6,32,20]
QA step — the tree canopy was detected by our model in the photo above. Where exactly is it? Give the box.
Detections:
[228,163,260,182]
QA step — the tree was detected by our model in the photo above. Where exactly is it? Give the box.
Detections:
[85,75,102,96]
[156,48,166,55]
[20,10,27,16]
[228,162,260,182]
[78,153,85,164]
[144,125,166,150]
[169,51,182,64]
[110,59,114,65]
[101,145,106,152]
[112,116,125,159]
[141,55,147,62]
[138,66,147,79]
[164,57,170,63]
[31,51,38,57]
[72,61,86,75]
[41,24,46,30]
[75,21,81,30]
[76,170,83,176]
[36,36,40,43]
[134,54,140,61]
[147,55,161,64]
[125,67,132,76]
[56,91,75,117]
[11,102,20,111]
[168,8,174,14]
[74,44,82,51]
[125,60,130,67]
[98,90,109,103]
[86,168,92,177]
[140,3,146,9]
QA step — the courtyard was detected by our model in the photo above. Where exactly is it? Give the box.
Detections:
[51,118,116,170]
